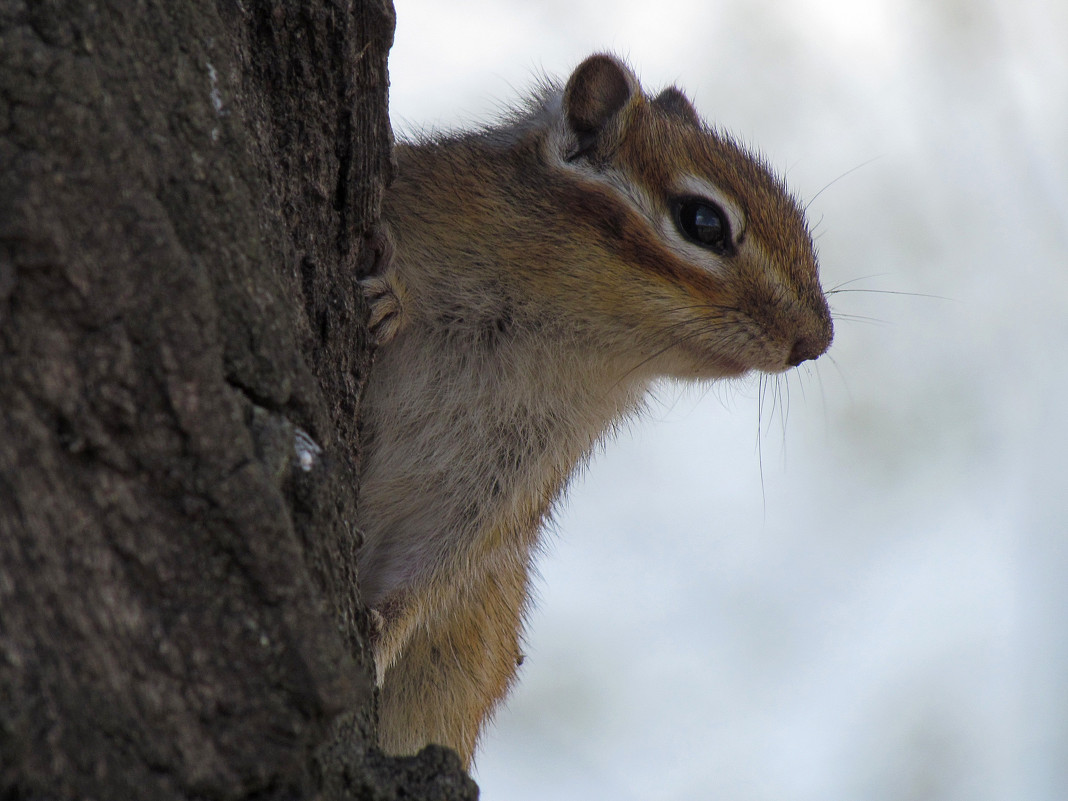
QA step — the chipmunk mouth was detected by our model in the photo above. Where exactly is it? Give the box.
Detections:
[675,350,750,379]
[707,336,819,377]
[666,330,755,379]
[754,334,832,375]
[711,356,750,377]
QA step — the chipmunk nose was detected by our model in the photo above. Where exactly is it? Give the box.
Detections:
[787,335,827,367]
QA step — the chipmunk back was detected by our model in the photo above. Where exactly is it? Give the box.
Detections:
[357,54,833,766]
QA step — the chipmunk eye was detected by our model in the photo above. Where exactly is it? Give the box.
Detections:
[673,197,732,254]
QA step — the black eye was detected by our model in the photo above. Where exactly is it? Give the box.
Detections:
[673,197,732,254]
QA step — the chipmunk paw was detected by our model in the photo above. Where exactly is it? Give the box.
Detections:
[359,225,405,347]
[361,274,405,347]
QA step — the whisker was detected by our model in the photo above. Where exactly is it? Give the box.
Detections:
[781,373,791,442]
[795,364,810,404]
[776,375,787,442]
[826,288,951,301]
[825,354,853,405]
[764,374,778,437]
[611,312,748,389]
[814,361,831,433]
[756,375,767,521]
[830,312,891,327]
[825,274,891,293]
[804,155,885,213]
[622,304,742,351]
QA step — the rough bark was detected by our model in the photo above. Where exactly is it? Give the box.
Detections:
[0,1,476,799]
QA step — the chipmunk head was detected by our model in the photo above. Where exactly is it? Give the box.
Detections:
[544,53,833,378]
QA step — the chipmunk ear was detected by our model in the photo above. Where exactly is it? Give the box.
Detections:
[652,87,701,128]
[562,54,638,160]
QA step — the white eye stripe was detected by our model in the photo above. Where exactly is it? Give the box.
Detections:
[550,153,744,277]
[553,149,664,229]
[674,175,746,245]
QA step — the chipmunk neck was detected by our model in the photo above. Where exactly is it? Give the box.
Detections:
[360,134,654,607]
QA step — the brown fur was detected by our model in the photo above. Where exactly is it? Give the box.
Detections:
[357,54,833,767]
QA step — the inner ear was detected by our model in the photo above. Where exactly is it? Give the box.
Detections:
[563,54,637,138]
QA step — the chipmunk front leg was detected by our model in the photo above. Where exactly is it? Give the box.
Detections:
[365,588,439,695]
[376,554,530,768]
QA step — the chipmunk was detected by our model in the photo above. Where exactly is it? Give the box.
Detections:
[356,53,833,767]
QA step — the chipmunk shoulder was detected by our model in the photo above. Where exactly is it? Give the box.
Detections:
[356,53,833,767]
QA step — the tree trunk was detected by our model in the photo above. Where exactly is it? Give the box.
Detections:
[0,2,476,798]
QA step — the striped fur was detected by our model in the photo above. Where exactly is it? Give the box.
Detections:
[357,54,833,765]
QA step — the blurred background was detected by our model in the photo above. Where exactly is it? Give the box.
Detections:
[387,1,1067,798]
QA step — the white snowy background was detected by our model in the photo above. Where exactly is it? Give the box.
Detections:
[387,1,1067,799]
